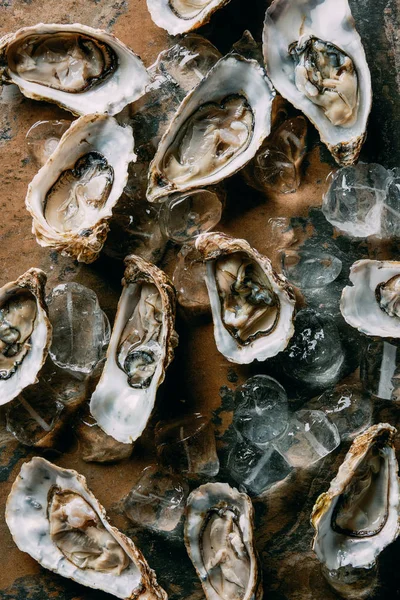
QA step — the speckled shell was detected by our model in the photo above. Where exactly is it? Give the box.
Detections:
[146,0,231,35]
[5,457,167,600]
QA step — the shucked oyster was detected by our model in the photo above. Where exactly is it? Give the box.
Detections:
[184,482,262,600]
[6,457,166,599]
[147,0,231,35]
[341,260,400,338]
[311,424,400,571]
[147,53,275,202]
[0,268,51,406]
[26,114,135,263]
[90,255,177,444]
[263,0,372,165]
[0,23,150,116]
[195,233,296,364]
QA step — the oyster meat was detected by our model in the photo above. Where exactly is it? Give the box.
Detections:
[263,0,372,165]
[147,0,232,35]
[6,457,166,599]
[0,23,150,116]
[195,232,296,364]
[147,53,275,202]
[90,255,177,444]
[311,423,400,571]
[341,260,400,338]
[0,268,51,406]
[184,482,262,600]
[26,114,135,263]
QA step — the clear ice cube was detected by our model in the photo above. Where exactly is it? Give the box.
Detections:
[281,249,342,289]
[173,244,210,314]
[233,375,289,447]
[26,119,71,167]
[361,340,400,400]
[76,412,133,463]
[383,167,400,238]
[47,282,110,375]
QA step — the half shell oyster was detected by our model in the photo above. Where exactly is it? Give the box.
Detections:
[147,0,231,35]
[26,114,135,263]
[0,23,150,116]
[6,456,167,599]
[195,232,296,364]
[184,482,262,600]
[90,254,177,443]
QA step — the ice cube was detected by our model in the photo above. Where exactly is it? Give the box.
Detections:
[173,244,210,314]
[26,119,71,167]
[281,249,342,289]
[361,340,400,400]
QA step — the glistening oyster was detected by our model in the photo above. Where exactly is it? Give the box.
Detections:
[0,268,51,406]
[90,255,178,444]
[263,0,372,165]
[0,23,150,116]
[184,482,263,600]
[195,232,296,364]
[6,457,167,599]
[26,114,135,264]
[147,0,232,35]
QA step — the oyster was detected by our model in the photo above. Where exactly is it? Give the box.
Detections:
[311,423,400,571]
[184,482,262,600]
[0,268,51,406]
[26,114,135,263]
[263,0,372,165]
[146,0,231,35]
[6,457,166,599]
[90,255,177,444]
[0,23,150,116]
[147,53,275,202]
[341,260,400,338]
[195,232,296,364]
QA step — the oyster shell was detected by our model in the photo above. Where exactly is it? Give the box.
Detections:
[6,457,167,599]
[26,114,135,264]
[147,53,275,202]
[195,232,296,364]
[0,23,150,116]
[311,423,400,571]
[263,0,372,165]
[0,268,51,406]
[90,254,177,444]
[184,482,262,600]
[146,0,231,35]
[341,260,400,338]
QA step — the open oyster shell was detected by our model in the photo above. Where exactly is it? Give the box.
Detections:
[6,456,167,599]
[146,0,231,35]
[0,268,51,406]
[26,114,135,264]
[263,0,372,165]
[0,23,150,116]
[195,232,296,364]
[147,53,275,202]
[311,423,400,571]
[341,260,400,338]
[184,482,262,600]
[90,254,177,444]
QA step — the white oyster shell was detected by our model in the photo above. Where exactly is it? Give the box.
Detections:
[0,268,51,406]
[184,482,262,600]
[195,232,296,364]
[341,260,400,338]
[90,254,177,444]
[0,23,150,116]
[26,114,135,264]
[263,0,372,165]
[5,457,167,599]
[146,0,231,35]
[311,423,400,571]
[147,53,275,202]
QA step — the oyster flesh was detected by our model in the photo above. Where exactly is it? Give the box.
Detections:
[184,482,262,600]
[26,114,135,264]
[90,254,177,444]
[0,268,51,406]
[147,53,275,202]
[147,0,231,35]
[0,23,150,116]
[195,232,296,364]
[311,423,400,571]
[263,0,372,165]
[6,457,167,599]
[341,260,400,338]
